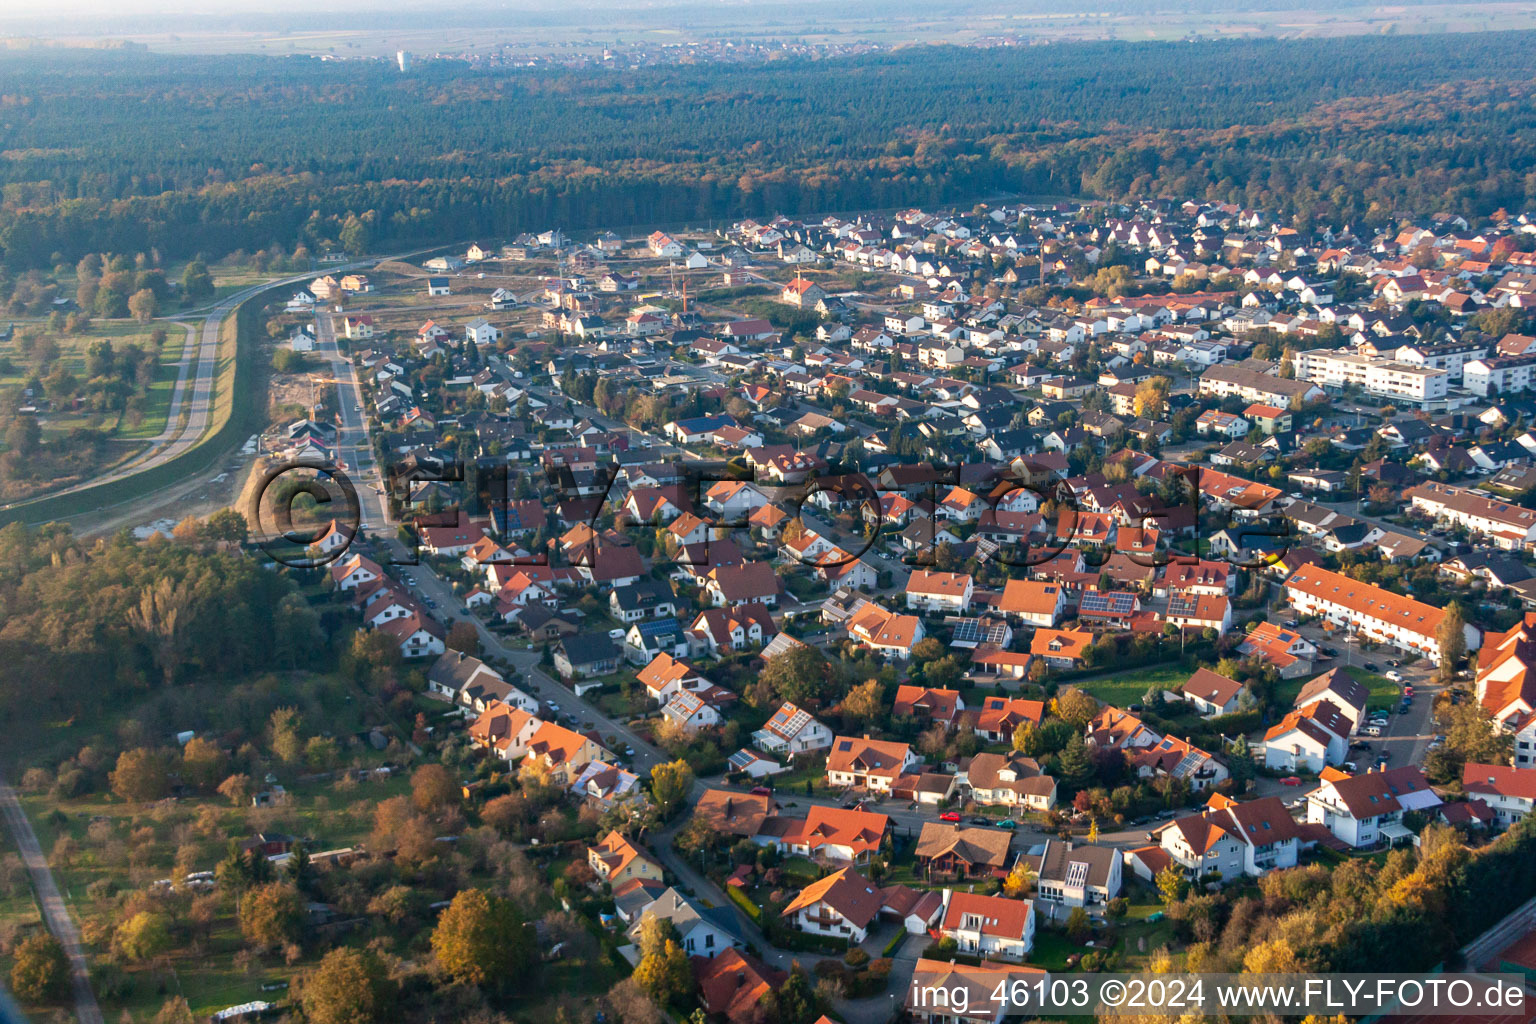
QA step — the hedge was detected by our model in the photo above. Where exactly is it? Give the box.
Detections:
[881,929,907,957]
[725,884,762,924]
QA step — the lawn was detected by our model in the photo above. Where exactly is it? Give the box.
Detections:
[1275,664,1400,709]
[1068,663,1191,709]
[1028,927,1089,971]
[0,319,190,441]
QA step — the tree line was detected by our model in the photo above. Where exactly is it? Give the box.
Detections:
[1,32,1535,266]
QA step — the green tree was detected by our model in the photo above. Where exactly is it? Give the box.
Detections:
[268,706,303,763]
[204,508,249,544]
[650,759,695,817]
[1156,864,1188,906]
[339,214,373,256]
[115,912,172,961]
[1055,735,1093,792]
[430,888,535,991]
[1065,906,1092,943]
[300,948,394,1024]
[182,260,214,301]
[1012,721,1042,756]
[10,931,68,1003]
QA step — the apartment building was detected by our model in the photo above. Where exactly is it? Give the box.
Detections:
[1283,563,1481,659]
[1291,348,1449,405]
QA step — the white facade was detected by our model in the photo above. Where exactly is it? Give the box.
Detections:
[1292,349,1449,404]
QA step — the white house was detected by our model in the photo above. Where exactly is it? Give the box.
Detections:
[939,891,1035,961]
[1462,763,1536,827]
[1032,840,1123,920]
[780,867,882,943]
[904,570,974,614]
[1157,795,1301,880]
[1262,699,1351,773]
[753,702,835,755]
[465,318,501,346]
[1305,766,1441,848]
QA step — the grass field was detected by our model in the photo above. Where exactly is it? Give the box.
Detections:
[1276,664,1400,709]
[0,320,189,441]
[1068,663,1190,709]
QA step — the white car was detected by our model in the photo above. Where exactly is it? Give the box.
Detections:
[608,628,626,640]
[1385,670,1403,682]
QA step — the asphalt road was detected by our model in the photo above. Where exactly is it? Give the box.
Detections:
[0,778,104,1024]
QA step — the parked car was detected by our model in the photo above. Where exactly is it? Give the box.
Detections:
[939,811,961,822]
[970,817,991,826]
[1403,685,1414,697]
[750,786,772,796]
[1386,670,1402,682]
[998,819,1018,829]
[1280,776,1302,786]
[608,628,625,640]
[1364,662,1380,672]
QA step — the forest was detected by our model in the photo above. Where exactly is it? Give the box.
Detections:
[0,30,1535,266]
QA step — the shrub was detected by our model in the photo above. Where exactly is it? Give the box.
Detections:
[845,947,870,967]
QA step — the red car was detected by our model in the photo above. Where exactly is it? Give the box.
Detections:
[1280,776,1302,786]
[938,811,962,822]
[749,786,772,796]
[1403,686,1415,697]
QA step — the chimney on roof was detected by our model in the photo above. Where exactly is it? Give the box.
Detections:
[736,970,746,987]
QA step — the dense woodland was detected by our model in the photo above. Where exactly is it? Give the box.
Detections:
[1,32,1535,265]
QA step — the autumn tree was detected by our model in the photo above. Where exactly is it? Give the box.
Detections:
[239,882,305,951]
[216,773,252,806]
[128,288,159,322]
[268,706,304,763]
[10,931,68,1003]
[650,759,695,818]
[1155,864,1188,906]
[1435,602,1467,679]
[446,620,480,655]
[180,737,227,790]
[109,747,171,803]
[1012,722,1042,756]
[1053,687,1099,728]
[127,577,193,686]
[1002,859,1036,897]
[633,917,692,1007]
[410,763,459,814]
[1065,906,1091,943]
[114,912,171,961]
[152,996,196,1024]
[430,888,535,992]
[300,947,394,1024]
[841,680,883,724]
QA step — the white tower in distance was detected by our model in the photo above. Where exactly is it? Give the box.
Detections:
[396,50,411,72]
